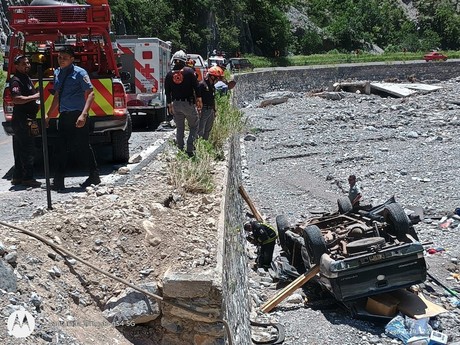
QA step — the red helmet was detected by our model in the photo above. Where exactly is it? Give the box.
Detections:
[207,66,224,78]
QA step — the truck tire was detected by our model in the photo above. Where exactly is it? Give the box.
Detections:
[147,108,165,131]
[338,197,353,214]
[302,225,327,265]
[384,203,410,241]
[346,237,385,254]
[276,215,290,252]
[111,114,132,163]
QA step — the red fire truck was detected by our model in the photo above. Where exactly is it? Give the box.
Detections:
[2,1,131,163]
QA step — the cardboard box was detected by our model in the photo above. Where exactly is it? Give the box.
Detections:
[365,293,400,317]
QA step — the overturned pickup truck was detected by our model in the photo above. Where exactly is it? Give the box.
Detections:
[276,197,427,302]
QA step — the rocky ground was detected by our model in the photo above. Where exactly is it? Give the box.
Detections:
[0,134,225,345]
[240,77,460,344]
[1,75,460,345]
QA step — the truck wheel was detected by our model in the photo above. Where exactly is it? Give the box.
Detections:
[337,197,352,214]
[112,114,132,163]
[384,203,410,241]
[276,215,290,252]
[302,225,327,265]
[346,237,385,254]
[147,108,165,131]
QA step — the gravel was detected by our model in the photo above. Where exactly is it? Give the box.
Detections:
[241,78,460,344]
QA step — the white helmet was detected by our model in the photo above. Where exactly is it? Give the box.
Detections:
[172,50,187,63]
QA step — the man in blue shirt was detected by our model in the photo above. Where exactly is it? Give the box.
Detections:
[46,47,99,190]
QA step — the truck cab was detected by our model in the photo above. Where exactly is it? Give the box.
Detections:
[2,2,131,163]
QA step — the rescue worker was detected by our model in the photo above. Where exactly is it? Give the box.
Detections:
[186,57,196,68]
[348,174,372,211]
[165,50,202,157]
[46,46,99,191]
[348,174,362,208]
[244,220,278,269]
[9,55,41,188]
[29,53,46,77]
[197,66,224,140]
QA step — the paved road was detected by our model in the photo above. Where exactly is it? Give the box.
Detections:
[0,115,174,194]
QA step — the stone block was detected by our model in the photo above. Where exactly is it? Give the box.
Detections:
[162,270,216,298]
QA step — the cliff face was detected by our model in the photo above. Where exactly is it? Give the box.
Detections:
[397,0,419,22]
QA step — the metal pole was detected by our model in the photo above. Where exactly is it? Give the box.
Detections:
[37,65,52,209]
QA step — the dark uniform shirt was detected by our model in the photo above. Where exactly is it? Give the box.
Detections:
[164,65,201,104]
[10,72,39,119]
[197,78,216,108]
[250,221,278,245]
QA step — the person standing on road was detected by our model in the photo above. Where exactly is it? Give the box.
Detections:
[10,55,41,188]
[46,46,99,190]
[165,50,202,157]
[244,220,278,269]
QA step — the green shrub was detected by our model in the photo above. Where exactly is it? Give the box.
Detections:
[167,88,246,194]
[168,138,216,194]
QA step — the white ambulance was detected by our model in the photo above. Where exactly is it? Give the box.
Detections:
[115,37,171,130]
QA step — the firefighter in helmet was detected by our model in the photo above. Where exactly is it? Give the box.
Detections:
[165,50,202,157]
[244,220,278,269]
[30,53,47,77]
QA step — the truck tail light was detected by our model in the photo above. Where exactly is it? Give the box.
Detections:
[113,82,127,116]
[3,88,13,121]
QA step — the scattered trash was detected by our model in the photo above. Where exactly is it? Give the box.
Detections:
[439,219,452,229]
[386,315,435,345]
[385,315,412,344]
[426,248,445,254]
[448,297,460,308]
[429,330,449,344]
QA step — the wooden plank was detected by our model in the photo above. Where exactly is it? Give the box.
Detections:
[238,185,263,221]
[260,265,320,313]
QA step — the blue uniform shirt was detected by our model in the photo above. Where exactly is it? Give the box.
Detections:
[53,64,93,112]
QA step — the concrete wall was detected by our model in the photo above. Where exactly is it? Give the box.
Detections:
[219,135,250,344]
[160,135,249,345]
[233,61,460,106]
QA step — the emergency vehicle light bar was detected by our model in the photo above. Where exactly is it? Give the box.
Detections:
[9,5,111,29]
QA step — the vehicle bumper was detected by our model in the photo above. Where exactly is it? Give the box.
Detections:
[92,115,128,133]
[319,243,427,301]
[3,114,128,137]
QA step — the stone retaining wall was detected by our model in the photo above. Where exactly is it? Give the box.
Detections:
[160,135,249,345]
[233,61,460,106]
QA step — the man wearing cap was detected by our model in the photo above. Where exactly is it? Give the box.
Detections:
[165,50,202,157]
[46,47,99,190]
[10,55,41,188]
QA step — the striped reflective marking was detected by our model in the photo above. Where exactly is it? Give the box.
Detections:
[34,79,114,117]
[34,81,57,118]
[91,79,113,115]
